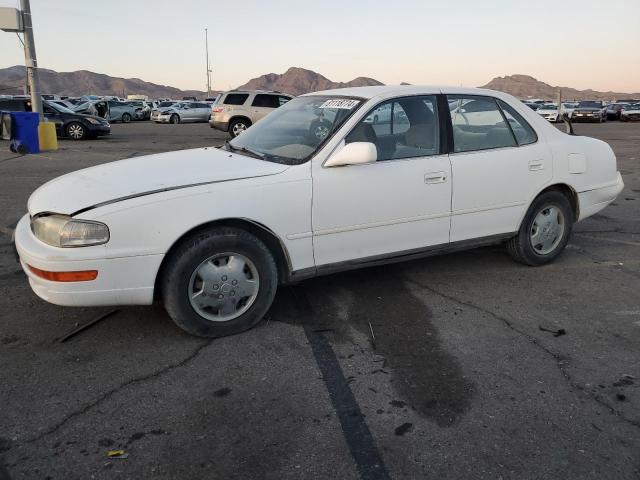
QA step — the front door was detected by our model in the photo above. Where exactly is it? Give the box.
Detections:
[312,95,452,267]
[446,95,553,242]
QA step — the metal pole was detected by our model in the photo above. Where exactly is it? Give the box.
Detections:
[205,28,211,98]
[19,0,42,118]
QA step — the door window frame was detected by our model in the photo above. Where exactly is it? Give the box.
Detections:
[444,94,539,155]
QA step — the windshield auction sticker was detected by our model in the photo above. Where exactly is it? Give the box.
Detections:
[319,99,360,109]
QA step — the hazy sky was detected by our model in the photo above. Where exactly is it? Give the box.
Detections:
[1,0,639,93]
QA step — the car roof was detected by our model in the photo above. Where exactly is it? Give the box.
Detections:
[301,85,507,100]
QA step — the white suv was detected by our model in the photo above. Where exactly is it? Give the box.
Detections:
[209,90,292,137]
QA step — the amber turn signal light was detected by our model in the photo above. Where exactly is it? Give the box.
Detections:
[28,265,98,282]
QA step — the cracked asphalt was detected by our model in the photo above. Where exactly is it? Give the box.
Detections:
[0,121,639,479]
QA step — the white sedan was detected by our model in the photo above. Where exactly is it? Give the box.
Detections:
[15,86,624,337]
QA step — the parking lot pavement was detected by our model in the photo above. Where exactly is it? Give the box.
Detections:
[0,121,639,479]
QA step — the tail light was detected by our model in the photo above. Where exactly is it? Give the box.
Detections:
[212,107,224,113]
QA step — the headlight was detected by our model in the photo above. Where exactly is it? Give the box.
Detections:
[31,214,109,247]
[85,117,100,124]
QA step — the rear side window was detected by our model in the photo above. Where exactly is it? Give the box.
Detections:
[223,93,249,105]
[251,94,280,108]
[279,96,291,106]
[497,100,537,146]
[447,95,516,153]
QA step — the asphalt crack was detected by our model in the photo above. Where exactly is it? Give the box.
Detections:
[403,276,640,430]
[14,338,214,449]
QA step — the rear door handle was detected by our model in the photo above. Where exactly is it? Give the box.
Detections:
[528,159,544,171]
[425,172,447,184]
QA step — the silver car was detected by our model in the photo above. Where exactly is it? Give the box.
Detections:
[153,102,211,124]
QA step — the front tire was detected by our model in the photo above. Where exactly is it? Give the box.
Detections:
[161,227,278,337]
[122,113,132,123]
[507,191,573,266]
[66,122,86,140]
[169,114,180,124]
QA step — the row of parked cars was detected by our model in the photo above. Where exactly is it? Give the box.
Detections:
[523,99,640,123]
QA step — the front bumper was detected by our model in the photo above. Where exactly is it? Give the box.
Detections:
[154,115,172,124]
[621,114,640,122]
[86,124,111,136]
[572,112,601,122]
[578,172,625,220]
[14,214,162,307]
[210,119,229,131]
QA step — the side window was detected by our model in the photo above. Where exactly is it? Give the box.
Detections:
[43,104,56,114]
[497,100,537,146]
[279,96,291,106]
[448,95,516,153]
[346,95,439,161]
[223,93,249,106]
[251,94,280,108]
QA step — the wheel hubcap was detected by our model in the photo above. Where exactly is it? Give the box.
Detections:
[233,123,247,135]
[69,125,83,138]
[530,205,565,255]
[188,253,259,322]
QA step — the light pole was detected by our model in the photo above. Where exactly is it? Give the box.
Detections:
[0,0,42,117]
[205,28,211,98]
[20,0,42,117]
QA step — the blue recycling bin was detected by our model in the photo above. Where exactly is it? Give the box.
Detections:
[9,112,40,154]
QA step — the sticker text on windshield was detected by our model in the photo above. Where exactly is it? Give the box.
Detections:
[319,99,360,110]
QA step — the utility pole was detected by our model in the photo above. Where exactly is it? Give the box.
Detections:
[19,0,42,118]
[205,28,211,98]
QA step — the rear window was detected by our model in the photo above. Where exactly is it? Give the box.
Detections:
[223,93,249,105]
[251,94,280,108]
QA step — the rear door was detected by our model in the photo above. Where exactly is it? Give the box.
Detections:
[251,94,280,122]
[446,95,552,242]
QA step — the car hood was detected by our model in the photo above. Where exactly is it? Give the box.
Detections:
[28,147,289,216]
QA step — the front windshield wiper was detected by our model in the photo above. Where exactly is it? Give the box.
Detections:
[224,140,265,160]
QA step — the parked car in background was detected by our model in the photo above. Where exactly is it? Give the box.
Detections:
[150,101,176,122]
[606,103,628,120]
[105,100,139,123]
[536,104,561,122]
[14,86,623,338]
[0,97,110,140]
[153,102,212,124]
[42,101,111,140]
[209,90,293,137]
[572,100,607,123]
[127,100,152,120]
[620,103,640,122]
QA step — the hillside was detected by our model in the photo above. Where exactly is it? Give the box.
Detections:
[237,67,384,96]
[0,65,205,98]
[481,74,640,101]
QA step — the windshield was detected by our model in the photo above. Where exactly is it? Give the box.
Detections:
[47,101,75,114]
[226,95,363,164]
[578,101,602,108]
[158,101,174,107]
[540,105,557,110]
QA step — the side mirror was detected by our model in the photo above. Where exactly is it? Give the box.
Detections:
[325,142,377,168]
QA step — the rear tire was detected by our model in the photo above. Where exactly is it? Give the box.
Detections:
[507,191,573,266]
[229,118,250,138]
[161,227,278,337]
[122,113,132,123]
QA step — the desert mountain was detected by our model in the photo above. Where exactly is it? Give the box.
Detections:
[0,65,205,98]
[236,67,384,96]
[481,74,640,101]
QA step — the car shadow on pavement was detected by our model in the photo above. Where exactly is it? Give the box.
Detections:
[270,266,476,427]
